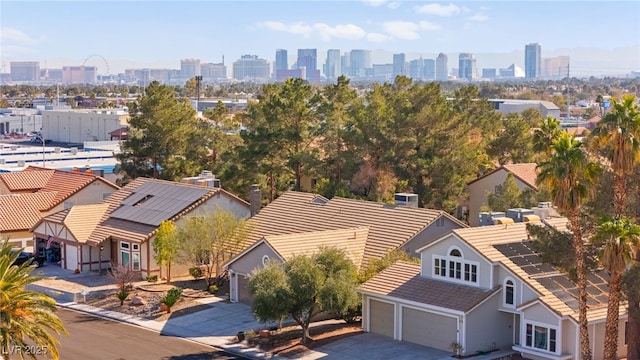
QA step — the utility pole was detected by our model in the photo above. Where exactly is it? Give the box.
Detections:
[566,62,571,122]
[195,75,203,114]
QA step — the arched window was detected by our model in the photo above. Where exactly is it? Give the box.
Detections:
[449,249,462,257]
[505,279,515,306]
[262,255,270,266]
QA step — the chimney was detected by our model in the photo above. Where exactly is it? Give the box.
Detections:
[250,184,261,216]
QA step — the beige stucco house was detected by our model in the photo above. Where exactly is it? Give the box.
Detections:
[224,191,468,304]
[359,219,626,360]
[466,163,539,226]
[32,177,250,277]
[0,166,119,249]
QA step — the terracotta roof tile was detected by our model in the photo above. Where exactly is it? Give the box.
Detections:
[0,193,58,231]
[64,203,110,243]
[467,163,538,190]
[264,227,369,268]
[359,261,499,312]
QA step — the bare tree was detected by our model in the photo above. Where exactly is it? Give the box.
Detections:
[108,261,138,305]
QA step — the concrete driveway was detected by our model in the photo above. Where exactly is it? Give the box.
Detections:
[304,333,452,360]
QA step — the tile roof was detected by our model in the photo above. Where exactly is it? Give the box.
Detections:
[0,193,57,231]
[263,227,369,268]
[81,178,238,245]
[64,204,111,243]
[467,163,538,190]
[359,261,499,312]
[452,221,613,321]
[244,191,465,264]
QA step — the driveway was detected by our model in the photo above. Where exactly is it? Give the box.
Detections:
[306,333,452,360]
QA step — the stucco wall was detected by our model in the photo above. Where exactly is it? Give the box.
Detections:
[227,242,281,275]
[403,216,465,255]
[465,292,512,353]
[522,303,559,326]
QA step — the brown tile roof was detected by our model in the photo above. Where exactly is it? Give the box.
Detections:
[263,227,369,268]
[64,204,110,243]
[467,163,538,190]
[359,261,499,312]
[0,166,119,211]
[244,191,466,264]
[452,222,612,321]
[0,193,56,231]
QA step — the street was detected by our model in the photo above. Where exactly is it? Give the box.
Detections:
[55,308,248,360]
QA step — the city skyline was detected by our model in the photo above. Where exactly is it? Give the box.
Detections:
[1,1,639,77]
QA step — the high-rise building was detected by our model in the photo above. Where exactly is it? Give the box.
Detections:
[349,49,372,78]
[180,58,201,79]
[275,49,288,72]
[296,49,320,82]
[232,55,270,82]
[341,52,351,78]
[62,66,96,84]
[392,53,406,78]
[10,61,40,82]
[201,63,227,81]
[424,59,436,80]
[524,43,542,80]
[435,53,448,81]
[325,49,341,81]
[542,56,570,80]
[458,53,476,81]
[409,58,424,80]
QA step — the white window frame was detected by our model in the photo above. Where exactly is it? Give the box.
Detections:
[431,246,479,286]
[523,321,559,355]
[504,277,516,307]
[132,243,140,251]
[120,241,130,250]
[262,255,270,266]
[132,252,140,271]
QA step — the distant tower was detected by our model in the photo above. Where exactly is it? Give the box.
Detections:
[458,53,476,81]
[525,43,542,80]
[392,53,406,78]
[325,49,341,81]
[275,49,288,72]
[436,53,448,81]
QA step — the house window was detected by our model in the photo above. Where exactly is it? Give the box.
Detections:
[432,247,479,285]
[132,243,139,251]
[525,323,557,353]
[120,242,130,250]
[262,255,270,266]
[504,279,515,306]
[495,185,503,194]
[132,252,140,271]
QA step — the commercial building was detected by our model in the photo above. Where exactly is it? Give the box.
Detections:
[180,58,201,79]
[274,49,288,77]
[408,58,424,80]
[41,109,129,143]
[297,49,320,83]
[324,49,341,81]
[423,59,435,80]
[542,56,570,80]
[10,62,40,82]
[201,62,227,81]
[232,55,270,82]
[458,53,476,81]
[435,53,448,81]
[62,66,97,84]
[392,53,406,79]
[524,43,542,80]
[349,49,372,78]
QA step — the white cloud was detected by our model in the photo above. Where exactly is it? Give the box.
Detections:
[259,21,366,42]
[0,27,40,46]
[367,33,392,42]
[387,2,401,9]
[415,3,462,16]
[381,20,440,41]
[362,0,387,6]
[313,23,367,41]
[466,12,488,21]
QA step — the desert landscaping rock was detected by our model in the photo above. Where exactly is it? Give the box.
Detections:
[131,296,146,306]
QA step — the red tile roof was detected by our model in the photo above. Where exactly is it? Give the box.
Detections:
[468,163,538,190]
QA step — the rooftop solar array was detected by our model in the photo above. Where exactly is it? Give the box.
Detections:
[494,241,611,312]
[110,181,211,227]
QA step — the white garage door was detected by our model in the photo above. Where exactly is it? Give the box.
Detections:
[369,299,395,338]
[401,307,458,351]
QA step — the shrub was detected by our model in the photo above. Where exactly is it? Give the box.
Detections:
[189,266,203,280]
[160,287,183,313]
[146,275,158,282]
[116,289,128,306]
[208,284,219,294]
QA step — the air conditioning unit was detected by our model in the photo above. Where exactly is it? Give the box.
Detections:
[0,159,5,164]
[394,193,419,208]
[10,145,17,151]
[70,147,78,155]
[54,147,61,153]
[17,160,25,167]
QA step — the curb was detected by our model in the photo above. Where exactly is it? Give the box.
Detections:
[56,301,280,360]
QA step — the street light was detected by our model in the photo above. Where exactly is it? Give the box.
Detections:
[195,75,203,113]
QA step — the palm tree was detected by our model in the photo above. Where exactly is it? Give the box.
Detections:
[0,240,67,359]
[537,131,600,360]
[533,116,562,160]
[589,94,640,359]
[590,94,640,218]
[593,217,639,360]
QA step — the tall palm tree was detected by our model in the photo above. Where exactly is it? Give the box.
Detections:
[537,131,600,360]
[590,94,640,218]
[593,217,639,360]
[589,94,640,359]
[533,116,562,160]
[0,240,67,360]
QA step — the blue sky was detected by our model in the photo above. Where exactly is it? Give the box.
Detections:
[1,1,639,76]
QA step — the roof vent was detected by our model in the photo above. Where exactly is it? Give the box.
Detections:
[70,147,78,155]
[54,147,61,154]
[0,159,4,164]
[394,193,418,208]
[17,160,25,167]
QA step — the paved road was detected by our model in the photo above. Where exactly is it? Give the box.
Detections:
[56,309,248,360]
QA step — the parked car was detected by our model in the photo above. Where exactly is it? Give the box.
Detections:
[11,250,45,267]
[30,135,51,144]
